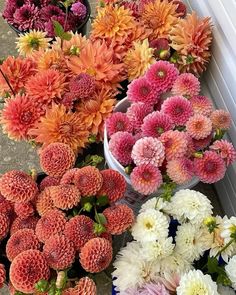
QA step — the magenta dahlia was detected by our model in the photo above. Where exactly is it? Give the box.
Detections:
[210,140,236,166]
[106,112,132,137]
[127,102,153,132]
[190,95,213,117]
[186,114,212,140]
[40,5,64,22]
[13,4,40,31]
[167,158,194,184]
[71,1,87,19]
[172,73,200,98]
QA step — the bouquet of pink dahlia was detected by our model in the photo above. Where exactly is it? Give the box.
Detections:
[91,0,212,79]
[0,142,134,294]
[113,189,236,294]
[2,0,89,37]
[106,60,236,198]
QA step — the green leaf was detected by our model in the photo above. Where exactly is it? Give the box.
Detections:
[217,273,232,286]
[96,195,109,207]
[95,213,107,225]
[83,202,93,212]
[35,279,49,292]
[93,222,106,235]
[53,20,65,37]
[62,32,72,41]
[207,256,219,274]
[81,196,96,207]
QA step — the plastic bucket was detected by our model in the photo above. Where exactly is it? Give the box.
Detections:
[104,97,199,214]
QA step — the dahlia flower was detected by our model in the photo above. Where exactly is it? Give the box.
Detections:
[141,0,178,40]
[176,270,218,295]
[69,73,95,100]
[40,5,64,22]
[160,252,192,275]
[36,187,55,216]
[192,132,213,151]
[0,56,36,96]
[74,277,97,295]
[109,131,135,166]
[39,176,61,191]
[13,4,40,31]
[141,111,174,138]
[131,137,165,167]
[161,95,193,125]
[170,12,212,76]
[220,216,236,244]
[0,264,6,289]
[142,237,174,261]
[225,256,236,290]
[190,95,213,117]
[71,2,87,19]
[210,109,231,130]
[127,102,153,132]
[127,76,160,105]
[106,112,132,137]
[60,168,80,186]
[10,216,39,235]
[172,73,200,98]
[194,151,226,183]
[159,130,188,160]
[166,158,194,184]
[124,39,155,81]
[0,213,10,240]
[210,140,236,166]
[186,114,212,140]
[14,202,34,220]
[16,30,51,56]
[50,185,81,210]
[29,104,89,152]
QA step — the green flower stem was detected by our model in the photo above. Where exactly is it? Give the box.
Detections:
[215,239,235,258]
[0,67,15,96]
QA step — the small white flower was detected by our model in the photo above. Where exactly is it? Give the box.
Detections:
[176,270,219,295]
[166,189,213,225]
[140,197,169,213]
[175,223,212,262]
[221,216,236,243]
[132,209,169,242]
[160,251,192,275]
[225,255,236,290]
[142,237,174,261]
[218,285,235,295]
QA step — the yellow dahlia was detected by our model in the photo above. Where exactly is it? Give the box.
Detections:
[91,5,136,44]
[124,39,155,81]
[141,0,178,40]
[170,12,212,76]
[16,30,52,57]
[29,104,89,152]
[76,87,116,139]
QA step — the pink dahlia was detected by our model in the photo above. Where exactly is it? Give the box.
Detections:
[109,132,135,166]
[194,151,226,183]
[190,95,213,117]
[127,77,160,105]
[127,102,153,132]
[210,110,231,130]
[69,73,95,100]
[172,73,200,98]
[123,282,170,295]
[106,112,132,137]
[13,4,40,31]
[131,137,165,167]
[1,94,41,141]
[130,164,163,195]
[40,5,64,22]
[141,111,174,138]
[210,140,236,166]
[161,96,193,125]
[192,133,213,151]
[71,2,87,19]
[186,114,212,140]
[167,158,194,184]
[145,61,179,92]
[160,130,188,160]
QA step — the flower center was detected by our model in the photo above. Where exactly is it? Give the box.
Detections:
[156,126,164,134]
[116,121,125,131]
[59,122,73,134]
[174,106,183,115]
[156,69,166,78]
[143,148,155,158]
[204,160,216,173]
[142,171,151,181]
[186,282,208,295]
[145,221,153,229]
[194,121,203,130]
[20,111,33,124]
[140,86,150,96]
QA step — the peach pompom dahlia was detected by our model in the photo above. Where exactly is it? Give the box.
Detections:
[39,176,61,191]
[14,202,34,220]
[0,213,10,240]
[167,158,194,185]
[60,168,80,185]
[210,110,231,130]
[10,216,39,236]
[186,114,212,140]
[36,187,55,216]
[190,95,213,117]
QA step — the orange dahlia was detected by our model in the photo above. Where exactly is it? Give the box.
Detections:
[1,94,41,141]
[141,0,178,41]
[76,87,116,138]
[124,39,155,81]
[29,104,89,152]
[36,187,55,216]
[170,12,212,76]
[0,56,36,96]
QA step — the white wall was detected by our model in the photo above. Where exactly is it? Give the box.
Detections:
[184,0,236,216]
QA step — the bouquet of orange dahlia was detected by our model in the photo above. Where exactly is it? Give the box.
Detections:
[0,142,134,294]
[91,0,212,80]
[0,31,125,152]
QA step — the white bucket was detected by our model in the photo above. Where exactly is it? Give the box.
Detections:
[104,97,199,214]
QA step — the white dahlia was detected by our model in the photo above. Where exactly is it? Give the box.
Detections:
[218,285,235,295]
[225,255,236,290]
[221,216,236,244]
[142,237,175,261]
[132,209,169,242]
[176,270,219,295]
[167,189,213,225]
[160,251,192,275]
[140,197,169,214]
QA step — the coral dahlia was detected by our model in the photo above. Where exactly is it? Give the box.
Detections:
[192,133,213,151]
[131,137,165,167]
[0,213,10,240]
[167,158,194,184]
[43,234,75,270]
[190,95,213,117]
[39,142,75,178]
[64,215,95,251]
[103,204,134,235]
[39,176,61,191]
[161,95,193,125]
[80,237,113,273]
[69,73,95,100]
[10,250,50,294]
[106,112,132,137]
[6,229,41,262]
[0,170,38,202]
[50,185,81,210]
[14,202,34,220]
[141,111,174,138]
[0,264,6,289]
[10,216,39,236]
[186,114,212,140]
[210,140,236,166]
[35,209,67,243]
[210,110,231,130]
[36,187,55,216]
[74,277,97,295]
[194,151,226,183]
[98,169,126,203]
[172,73,200,98]
[60,168,80,185]
[74,166,103,197]
[130,163,163,195]
[109,132,135,166]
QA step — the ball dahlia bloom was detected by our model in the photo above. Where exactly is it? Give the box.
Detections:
[186,114,212,140]
[10,216,39,236]
[109,132,135,166]
[36,187,55,216]
[194,151,226,183]
[172,73,200,98]
[166,158,194,184]
[127,102,153,132]
[210,140,236,166]
[71,1,87,19]
[132,137,165,167]
[130,163,163,195]
[60,168,80,186]
[0,264,6,289]
[145,60,179,92]
[190,95,213,117]
[39,176,61,191]
[14,202,34,220]
[161,95,193,125]
[0,213,10,240]
[80,237,113,273]
[106,112,132,137]
[210,110,231,130]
